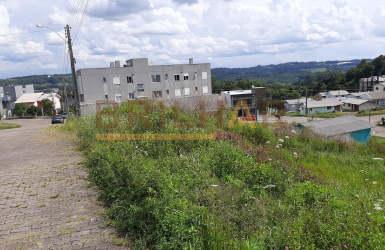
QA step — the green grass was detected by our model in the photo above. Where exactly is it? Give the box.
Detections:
[64,100,385,249]
[0,122,21,130]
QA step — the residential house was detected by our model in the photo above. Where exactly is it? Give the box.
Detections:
[299,100,342,115]
[76,58,212,115]
[316,92,327,100]
[221,90,255,116]
[284,98,313,112]
[346,92,365,99]
[1,84,34,117]
[361,92,385,107]
[298,115,376,143]
[341,98,376,111]
[15,92,62,114]
[325,90,349,99]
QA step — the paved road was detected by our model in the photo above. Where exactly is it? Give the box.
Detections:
[0,118,129,249]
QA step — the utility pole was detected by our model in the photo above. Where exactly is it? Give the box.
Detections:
[305,88,308,115]
[66,24,81,118]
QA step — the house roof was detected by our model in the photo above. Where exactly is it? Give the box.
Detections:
[365,92,385,100]
[317,92,327,96]
[285,98,312,105]
[342,98,371,105]
[38,92,61,101]
[299,115,376,137]
[327,90,349,96]
[301,100,342,108]
[14,93,44,104]
[348,92,365,97]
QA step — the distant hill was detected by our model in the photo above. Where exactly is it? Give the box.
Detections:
[212,59,367,84]
[0,59,368,92]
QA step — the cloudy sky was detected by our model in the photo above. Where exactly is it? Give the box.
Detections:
[0,0,385,78]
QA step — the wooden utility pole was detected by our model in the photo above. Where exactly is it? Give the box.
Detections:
[66,24,81,118]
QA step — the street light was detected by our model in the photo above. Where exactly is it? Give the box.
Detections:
[37,24,81,118]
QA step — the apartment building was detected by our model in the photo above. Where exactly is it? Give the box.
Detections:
[1,84,34,117]
[76,58,212,107]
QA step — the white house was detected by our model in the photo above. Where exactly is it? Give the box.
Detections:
[341,98,376,111]
[373,82,385,92]
[361,92,385,107]
[15,92,62,114]
[284,98,313,112]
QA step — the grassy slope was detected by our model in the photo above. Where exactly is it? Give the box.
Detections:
[0,122,21,130]
[64,102,385,249]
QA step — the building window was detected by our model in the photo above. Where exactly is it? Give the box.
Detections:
[174,74,180,81]
[166,90,169,95]
[202,72,208,80]
[194,73,197,80]
[127,76,133,83]
[203,86,209,94]
[184,73,189,81]
[376,87,379,90]
[152,91,162,99]
[80,94,84,102]
[103,77,107,83]
[165,74,168,80]
[348,104,351,107]
[151,75,161,83]
[195,87,198,91]
[175,89,181,97]
[115,94,122,102]
[310,108,312,111]
[105,95,108,100]
[184,88,190,96]
[327,106,331,110]
[129,93,134,99]
[137,84,144,92]
[113,77,120,85]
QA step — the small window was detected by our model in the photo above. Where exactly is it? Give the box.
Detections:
[127,76,133,83]
[175,89,181,97]
[174,74,180,81]
[166,90,170,95]
[137,84,144,92]
[184,88,190,96]
[115,94,122,102]
[165,74,168,80]
[129,93,134,99]
[327,106,331,110]
[151,75,161,83]
[113,77,120,85]
[103,77,107,83]
[195,87,198,91]
[184,73,189,81]
[376,87,379,90]
[310,108,312,111]
[105,95,108,100]
[152,91,162,99]
[194,73,197,80]
[80,94,84,102]
[203,86,209,94]
[202,72,208,80]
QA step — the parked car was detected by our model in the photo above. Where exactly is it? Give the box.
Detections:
[51,114,65,124]
[241,115,256,121]
[61,112,68,119]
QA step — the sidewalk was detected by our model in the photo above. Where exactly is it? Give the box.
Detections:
[0,122,129,249]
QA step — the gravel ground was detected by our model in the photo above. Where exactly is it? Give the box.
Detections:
[0,118,130,249]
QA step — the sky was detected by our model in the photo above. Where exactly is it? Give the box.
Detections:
[0,0,385,79]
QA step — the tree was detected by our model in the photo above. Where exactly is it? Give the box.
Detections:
[26,106,39,118]
[14,103,28,117]
[41,98,54,116]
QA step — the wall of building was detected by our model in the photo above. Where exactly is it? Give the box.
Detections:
[77,58,212,105]
[300,106,338,115]
[374,84,385,92]
[1,85,34,116]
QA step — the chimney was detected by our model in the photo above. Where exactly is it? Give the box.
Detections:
[189,58,193,65]
[115,60,120,68]
[110,62,115,68]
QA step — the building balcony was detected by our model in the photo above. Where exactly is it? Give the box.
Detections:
[2,96,11,102]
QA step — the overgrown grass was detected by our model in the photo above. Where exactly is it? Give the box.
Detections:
[65,100,385,249]
[0,122,21,130]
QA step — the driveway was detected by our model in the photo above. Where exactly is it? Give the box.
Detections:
[0,118,129,249]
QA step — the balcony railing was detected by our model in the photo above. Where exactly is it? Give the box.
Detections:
[2,96,11,102]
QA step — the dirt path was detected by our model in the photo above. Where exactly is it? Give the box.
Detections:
[0,119,129,249]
